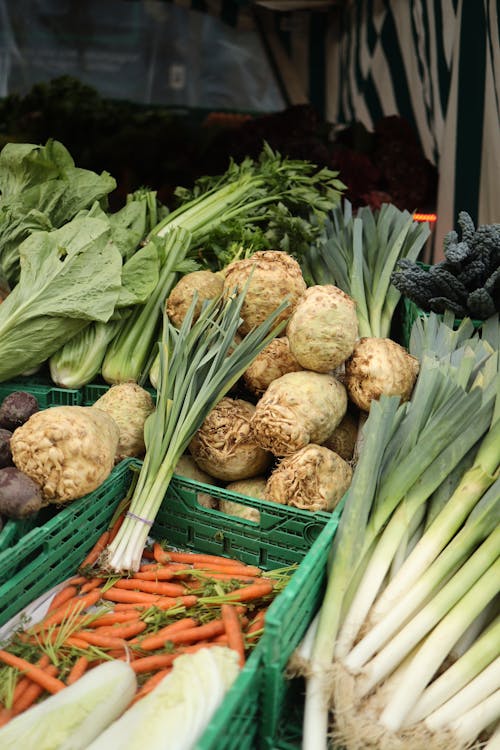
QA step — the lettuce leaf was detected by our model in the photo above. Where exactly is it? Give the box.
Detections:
[0,216,123,381]
[0,140,116,283]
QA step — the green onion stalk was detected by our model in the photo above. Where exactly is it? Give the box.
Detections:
[303,200,430,338]
[302,313,500,750]
[101,144,346,385]
[103,282,289,573]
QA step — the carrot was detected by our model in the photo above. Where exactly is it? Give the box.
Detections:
[108,512,125,543]
[212,634,229,645]
[47,585,79,612]
[12,665,59,715]
[130,652,177,673]
[113,579,187,597]
[192,572,259,583]
[112,594,198,612]
[142,549,156,560]
[131,668,171,703]
[66,656,90,686]
[32,589,102,631]
[154,546,254,569]
[221,604,245,667]
[133,617,198,651]
[192,561,262,578]
[87,611,140,628]
[95,620,147,640]
[67,575,89,586]
[0,651,65,694]
[246,608,267,637]
[79,577,105,594]
[223,580,274,603]
[64,635,94,650]
[12,654,50,704]
[69,631,127,650]
[101,588,164,605]
[0,707,13,726]
[79,531,110,569]
[133,566,190,581]
[167,619,225,645]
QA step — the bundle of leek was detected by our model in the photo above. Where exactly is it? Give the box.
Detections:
[302,312,500,750]
[303,200,430,337]
[103,273,288,572]
[101,144,345,384]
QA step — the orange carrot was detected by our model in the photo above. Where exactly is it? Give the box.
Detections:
[133,617,198,651]
[108,512,125,544]
[166,619,225,645]
[0,651,65,694]
[190,563,262,576]
[79,577,105,594]
[11,654,50,704]
[223,580,274,603]
[132,668,171,702]
[66,656,90,686]
[192,572,259,583]
[154,546,254,568]
[66,575,89,586]
[130,652,177,673]
[87,611,140,628]
[32,589,102,631]
[111,594,198,612]
[69,631,127,650]
[142,549,156,560]
[95,620,147,640]
[113,579,187,597]
[0,707,13,726]
[246,608,267,638]
[221,604,246,667]
[79,531,110,569]
[64,635,94,650]
[12,664,59,715]
[47,585,79,612]
[133,565,189,581]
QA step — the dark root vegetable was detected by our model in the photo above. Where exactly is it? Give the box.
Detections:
[0,428,13,468]
[0,466,45,518]
[0,391,39,431]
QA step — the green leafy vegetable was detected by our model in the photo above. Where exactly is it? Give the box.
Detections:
[0,140,116,284]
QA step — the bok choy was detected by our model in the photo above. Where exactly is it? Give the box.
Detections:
[0,660,136,750]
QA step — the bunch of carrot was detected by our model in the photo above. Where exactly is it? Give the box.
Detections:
[0,536,289,726]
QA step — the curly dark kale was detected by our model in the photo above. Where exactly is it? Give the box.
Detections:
[428,297,468,317]
[467,288,497,319]
[392,211,500,319]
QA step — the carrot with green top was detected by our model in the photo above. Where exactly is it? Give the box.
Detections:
[47,585,79,612]
[224,580,274,602]
[66,655,90,686]
[95,620,147,640]
[69,631,127,650]
[79,531,110,569]
[0,707,13,726]
[12,664,59,715]
[113,579,187,597]
[79,577,105,594]
[0,651,65,694]
[246,607,267,638]
[87,611,140,628]
[133,617,198,651]
[221,603,246,667]
[167,619,225,645]
[31,589,102,631]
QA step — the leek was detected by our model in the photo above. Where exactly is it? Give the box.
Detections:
[104,281,288,572]
[302,313,500,750]
[303,200,431,337]
[0,660,136,750]
[101,144,345,384]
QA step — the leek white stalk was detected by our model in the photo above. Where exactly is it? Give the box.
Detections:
[408,615,500,723]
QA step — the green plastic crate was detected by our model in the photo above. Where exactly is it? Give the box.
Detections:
[0,459,339,750]
[0,380,81,409]
[159,474,332,568]
[258,510,341,749]
[0,459,136,612]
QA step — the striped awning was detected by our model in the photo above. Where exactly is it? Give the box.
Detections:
[324,0,500,260]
